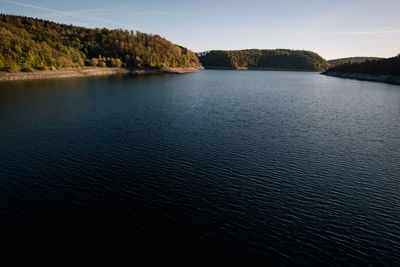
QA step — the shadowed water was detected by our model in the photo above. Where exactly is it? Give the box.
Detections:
[1,70,399,265]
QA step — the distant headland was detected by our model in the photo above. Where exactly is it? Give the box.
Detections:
[197,49,330,71]
[322,55,400,85]
[327,57,384,67]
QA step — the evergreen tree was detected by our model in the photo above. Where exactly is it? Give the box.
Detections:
[198,49,330,71]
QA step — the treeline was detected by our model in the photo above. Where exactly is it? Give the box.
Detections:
[197,49,330,71]
[0,14,200,72]
[328,57,383,67]
[325,54,400,76]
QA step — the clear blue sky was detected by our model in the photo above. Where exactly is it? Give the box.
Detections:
[1,0,399,59]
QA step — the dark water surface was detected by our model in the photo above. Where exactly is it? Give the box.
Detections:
[1,71,399,265]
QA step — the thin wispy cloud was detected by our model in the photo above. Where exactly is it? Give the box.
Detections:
[1,0,135,29]
[43,7,124,18]
[2,0,53,12]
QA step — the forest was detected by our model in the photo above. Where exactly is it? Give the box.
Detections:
[4,13,397,76]
[328,57,383,67]
[197,49,330,71]
[0,14,200,72]
[325,55,400,76]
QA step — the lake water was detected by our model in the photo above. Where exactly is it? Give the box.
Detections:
[1,70,399,265]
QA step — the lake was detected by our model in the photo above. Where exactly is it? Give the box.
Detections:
[0,70,399,265]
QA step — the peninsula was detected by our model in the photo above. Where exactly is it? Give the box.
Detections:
[328,57,383,67]
[197,49,330,71]
[322,55,400,85]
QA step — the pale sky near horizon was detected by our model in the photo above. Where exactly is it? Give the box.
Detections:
[1,0,399,59]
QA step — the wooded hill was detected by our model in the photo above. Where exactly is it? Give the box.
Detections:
[324,54,400,76]
[328,57,383,67]
[0,14,200,72]
[197,49,330,71]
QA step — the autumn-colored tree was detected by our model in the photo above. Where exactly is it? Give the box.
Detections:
[0,14,201,72]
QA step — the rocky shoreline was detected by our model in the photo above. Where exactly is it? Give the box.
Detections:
[0,66,203,82]
[203,66,318,72]
[321,71,400,85]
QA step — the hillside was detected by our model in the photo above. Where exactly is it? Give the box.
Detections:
[324,55,400,76]
[197,49,330,71]
[0,14,201,72]
[328,57,383,66]
[322,54,400,85]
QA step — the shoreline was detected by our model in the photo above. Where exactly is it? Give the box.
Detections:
[321,71,400,85]
[203,66,320,72]
[0,66,203,82]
